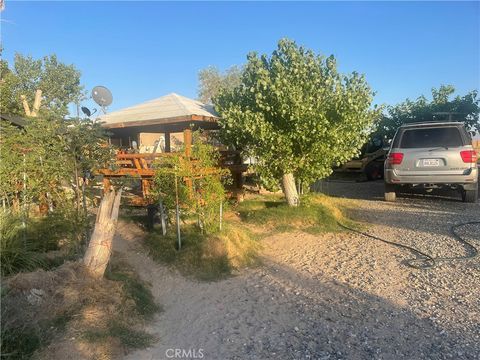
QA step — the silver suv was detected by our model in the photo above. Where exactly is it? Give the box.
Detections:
[384,122,478,203]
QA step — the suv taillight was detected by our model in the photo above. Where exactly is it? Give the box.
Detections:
[460,150,478,163]
[388,152,404,165]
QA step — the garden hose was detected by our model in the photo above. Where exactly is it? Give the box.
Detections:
[338,220,480,270]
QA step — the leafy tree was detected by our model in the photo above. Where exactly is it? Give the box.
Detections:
[0,117,112,213]
[377,85,480,140]
[0,53,83,117]
[0,52,111,274]
[214,39,381,206]
[0,57,18,113]
[197,65,242,104]
[0,120,65,211]
[0,52,111,213]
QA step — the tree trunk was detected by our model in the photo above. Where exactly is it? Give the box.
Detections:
[83,188,122,278]
[281,173,299,207]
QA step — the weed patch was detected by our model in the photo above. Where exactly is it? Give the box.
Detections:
[1,256,160,359]
[143,193,357,280]
[0,210,89,276]
[83,320,155,349]
[0,324,42,359]
[145,221,260,281]
[237,193,359,234]
[106,258,161,319]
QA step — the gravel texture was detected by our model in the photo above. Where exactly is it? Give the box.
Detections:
[119,180,479,360]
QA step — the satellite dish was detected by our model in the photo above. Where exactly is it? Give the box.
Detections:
[81,106,91,117]
[81,107,97,118]
[92,86,113,109]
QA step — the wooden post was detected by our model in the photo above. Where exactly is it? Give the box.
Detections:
[83,188,122,278]
[165,132,171,153]
[184,129,192,157]
[141,179,150,198]
[183,129,194,195]
[234,171,245,202]
[102,177,111,194]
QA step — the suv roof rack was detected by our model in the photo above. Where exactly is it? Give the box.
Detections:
[400,121,463,128]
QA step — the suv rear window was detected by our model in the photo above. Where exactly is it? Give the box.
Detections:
[399,127,464,148]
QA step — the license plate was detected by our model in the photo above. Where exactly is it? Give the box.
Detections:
[423,159,440,167]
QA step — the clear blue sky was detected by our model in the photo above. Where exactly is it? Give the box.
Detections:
[2,1,479,114]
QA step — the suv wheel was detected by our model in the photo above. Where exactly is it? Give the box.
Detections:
[462,186,478,203]
[385,183,397,202]
[365,162,383,181]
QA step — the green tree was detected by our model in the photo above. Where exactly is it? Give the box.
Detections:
[0,57,17,112]
[0,52,111,213]
[0,117,112,213]
[0,53,83,117]
[197,65,242,104]
[377,85,480,140]
[214,39,381,206]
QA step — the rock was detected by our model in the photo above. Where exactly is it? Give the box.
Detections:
[26,288,45,305]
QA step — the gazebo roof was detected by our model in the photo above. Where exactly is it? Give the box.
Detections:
[99,93,219,129]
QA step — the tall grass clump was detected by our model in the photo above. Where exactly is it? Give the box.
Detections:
[145,221,260,281]
[1,211,45,276]
[0,209,89,276]
[237,193,358,234]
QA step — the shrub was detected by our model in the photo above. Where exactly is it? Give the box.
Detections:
[152,131,230,234]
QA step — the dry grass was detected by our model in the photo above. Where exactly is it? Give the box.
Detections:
[144,192,358,281]
[145,220,260,281]
[1,257,159,360]
[219,223,261,269]
[237,192,359,234]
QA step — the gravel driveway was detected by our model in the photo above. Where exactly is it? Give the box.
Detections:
[121,180,479,360]
[314,180,480,359]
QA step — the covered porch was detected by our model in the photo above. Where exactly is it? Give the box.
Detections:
[97,93,246,204]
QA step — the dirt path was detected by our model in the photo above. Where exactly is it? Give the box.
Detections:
[114,182,479,360]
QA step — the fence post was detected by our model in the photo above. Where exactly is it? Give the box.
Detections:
[219,201,223,231]
[175,173,181,250]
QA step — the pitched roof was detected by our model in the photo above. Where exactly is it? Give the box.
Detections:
[98,93,219,128]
